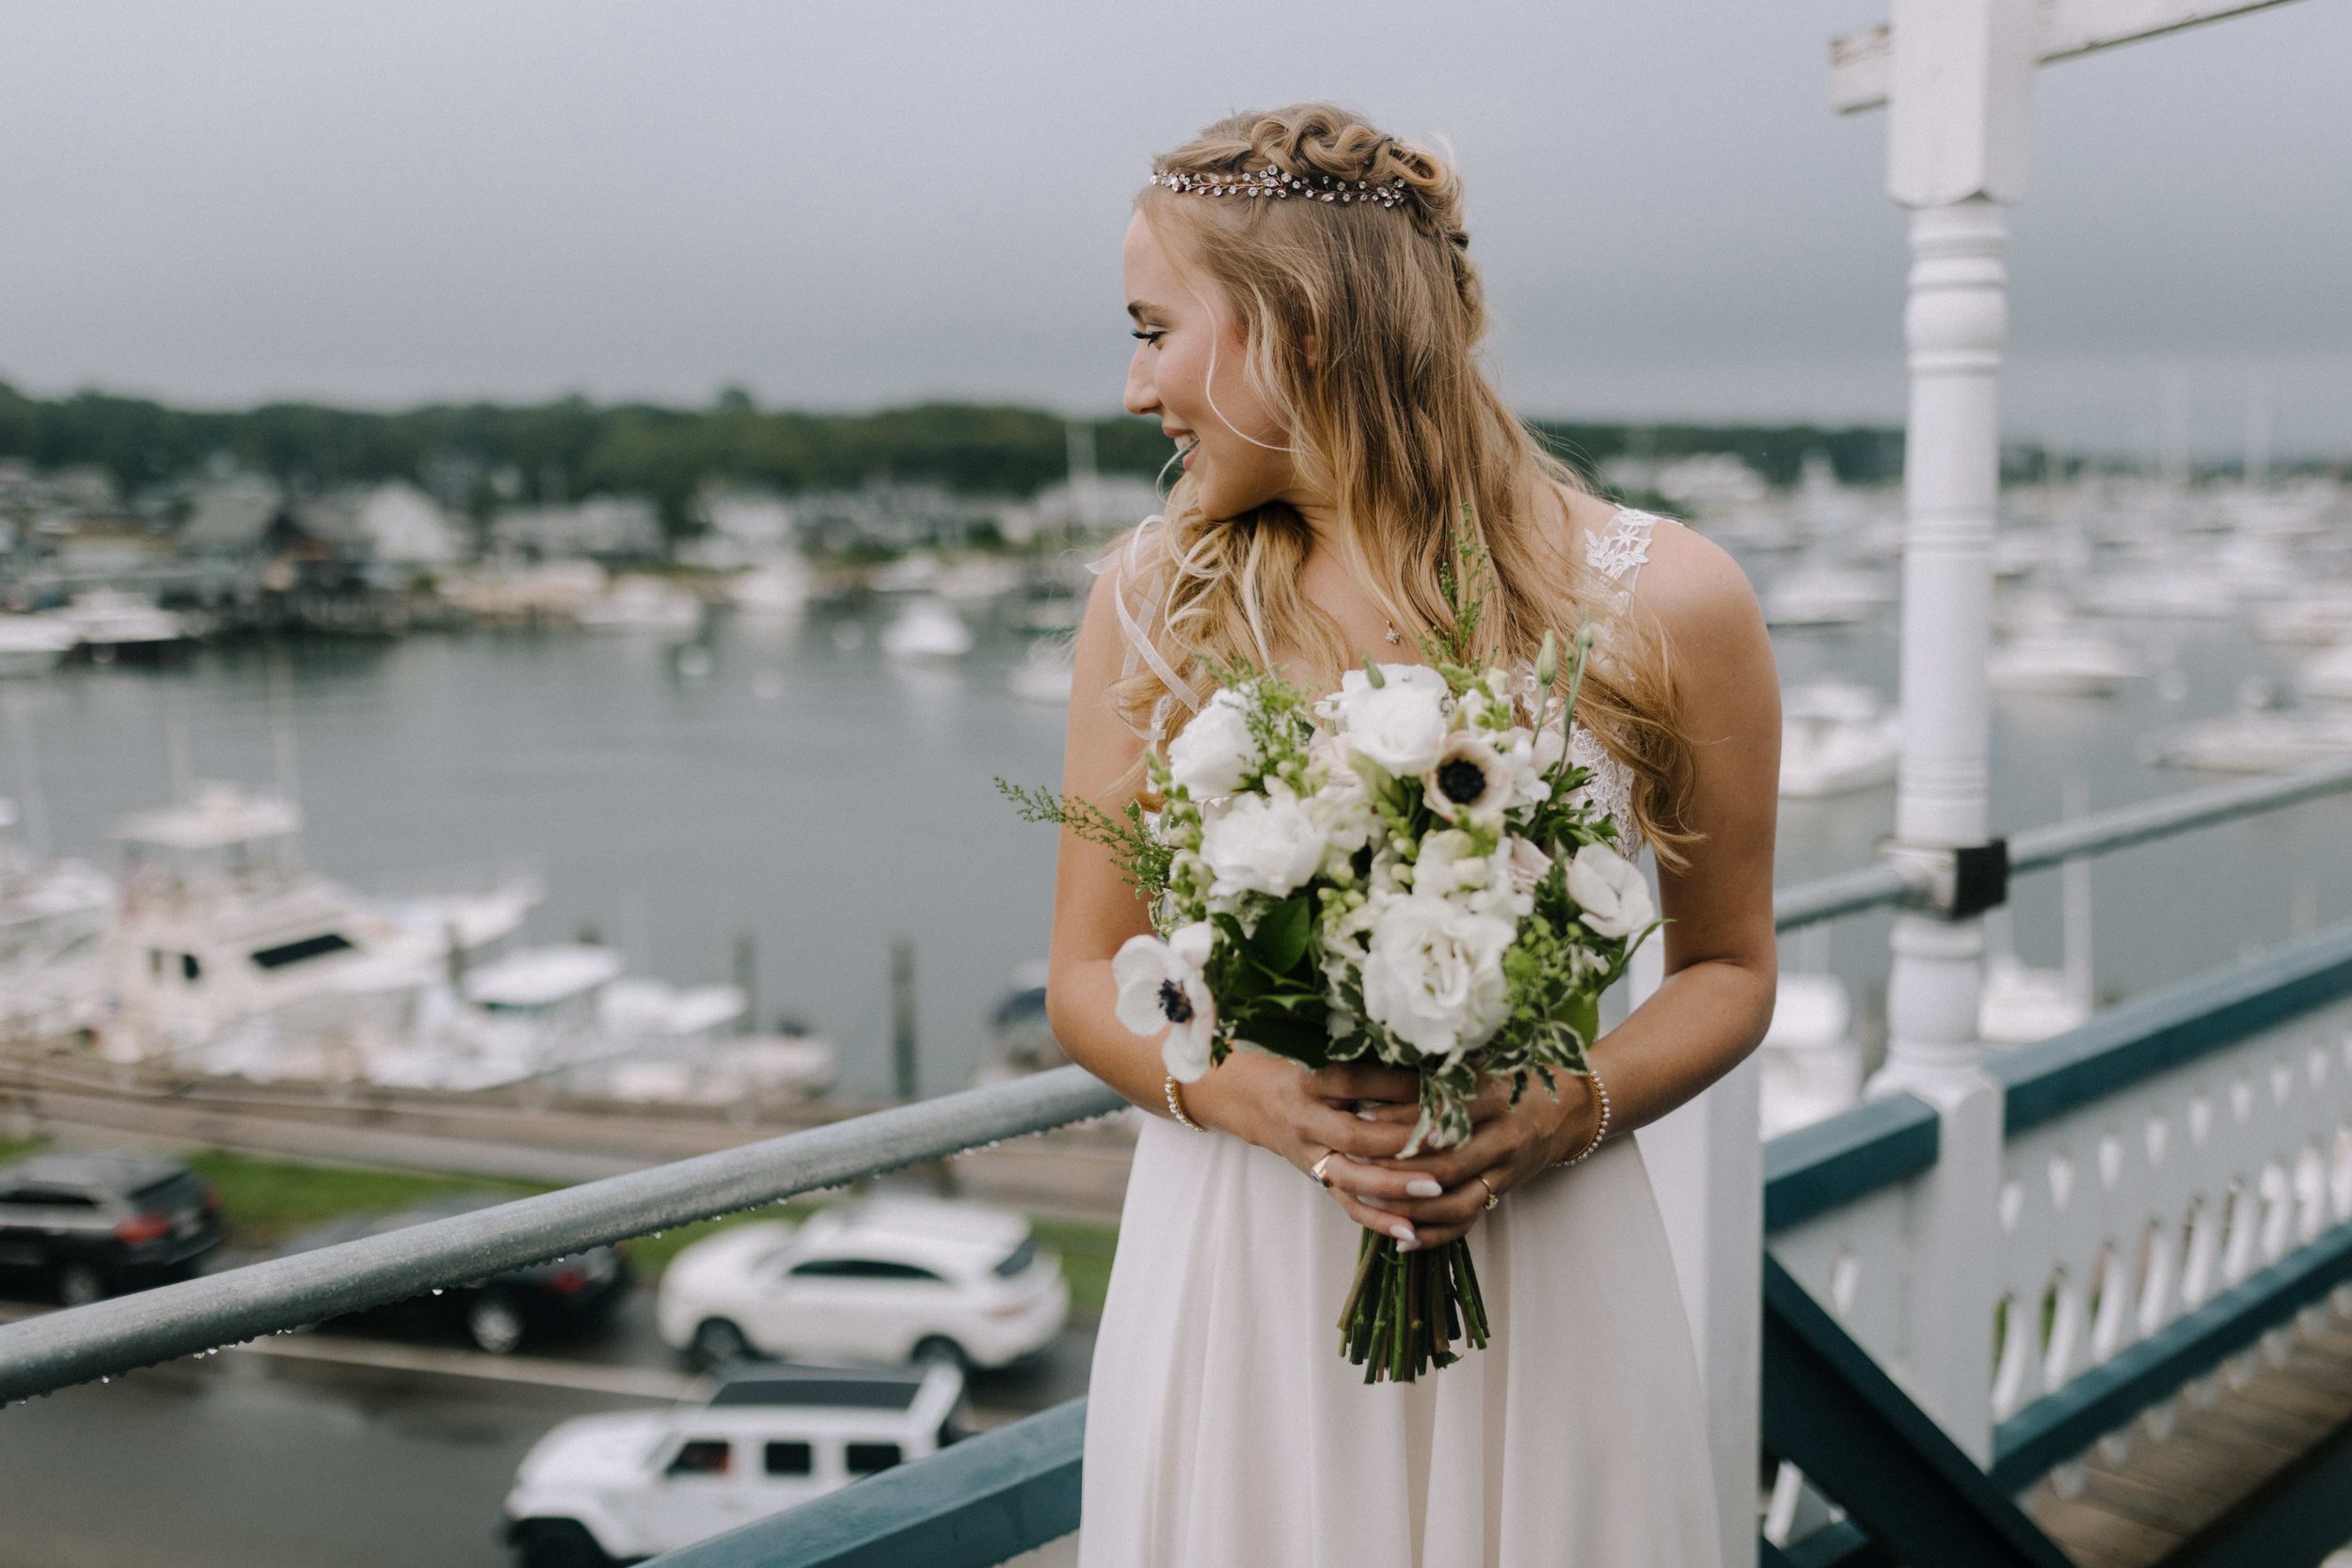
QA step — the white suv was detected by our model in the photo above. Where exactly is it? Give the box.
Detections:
[503,1363,966,1568]
[655,1197,1069,1370]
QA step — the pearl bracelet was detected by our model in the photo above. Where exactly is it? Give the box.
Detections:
[1558,1065,1612,1167]
[1164,1074,1203,1131]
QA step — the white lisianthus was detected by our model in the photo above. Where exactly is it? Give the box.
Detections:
[1112,921,1218,1081]
[1505,835,1552,894]
[1166,689,1259,799]
[1308,780,1377,878]
[1331,664,1452,776]
[1200,784,1327,902]
[1502,725,1566,808]
[1359,894,1515,1060]
[1566,842,1654,939]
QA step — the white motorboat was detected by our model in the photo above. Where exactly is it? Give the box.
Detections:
[1757,972,1864,1139]
[103,783,450,1066]
[578,578,705,631]
[0,614,77,677]
[1008,640,1075,705]
[932,557,1025,603]
[2077,571,2235,621]
[1978,953,2091,1045]
[2141,708,2352,773]
[2301,644,2352,704]
[1779,680,1902,799]
[2256,591,2352,647]
[881,596,973,664]
[58,590,193,660]
[726,556,815,617]
[0,798,114,1038]
[1989,630,2142,697]
[1763,566,1891,628]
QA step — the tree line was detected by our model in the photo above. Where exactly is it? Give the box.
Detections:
[0,379,1906,531]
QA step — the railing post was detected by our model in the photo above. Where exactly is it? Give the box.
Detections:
[1862,0,2032,1462]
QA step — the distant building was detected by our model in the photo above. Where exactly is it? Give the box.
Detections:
[177,473,288,558]
[489,498,662,562]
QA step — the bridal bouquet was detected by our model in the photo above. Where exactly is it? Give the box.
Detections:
[1002,564,1657,1383]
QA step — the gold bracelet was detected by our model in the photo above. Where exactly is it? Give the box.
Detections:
[1164,1074,1203,1131]
[1558,1065,1612,1167]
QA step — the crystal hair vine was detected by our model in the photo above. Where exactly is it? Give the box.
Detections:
[1149,165,1408,209]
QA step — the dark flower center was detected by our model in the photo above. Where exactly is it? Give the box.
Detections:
[1158,978,1195,1024]
[1437,757,1488,804]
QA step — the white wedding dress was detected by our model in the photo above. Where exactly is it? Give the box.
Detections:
[1078,509,1722,1568]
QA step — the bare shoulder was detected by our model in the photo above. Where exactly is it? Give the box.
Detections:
[1627,518,1767,663]
[1620,518,1777,739]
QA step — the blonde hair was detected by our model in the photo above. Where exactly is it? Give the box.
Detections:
[1110,103,1693,861]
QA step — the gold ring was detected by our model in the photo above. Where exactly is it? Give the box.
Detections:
[1476,1174,1500,1212]
[1311,1153,1334,1188]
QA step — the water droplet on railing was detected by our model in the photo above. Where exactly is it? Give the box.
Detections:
[432,1289,443,1296]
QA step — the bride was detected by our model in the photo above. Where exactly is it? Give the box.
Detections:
[1044,103,1780,1567]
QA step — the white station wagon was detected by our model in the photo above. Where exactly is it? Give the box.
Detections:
[503,1363,965,1568]
[655,1197,1069,1370]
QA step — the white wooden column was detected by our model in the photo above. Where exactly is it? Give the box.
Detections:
[1857,0,2035,1461]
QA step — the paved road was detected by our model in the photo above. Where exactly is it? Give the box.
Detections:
[0,1282,1095,1568]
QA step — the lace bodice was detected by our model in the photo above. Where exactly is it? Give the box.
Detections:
[1565,508,1661,840]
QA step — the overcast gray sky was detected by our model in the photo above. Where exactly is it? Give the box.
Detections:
[2,1,2345,457]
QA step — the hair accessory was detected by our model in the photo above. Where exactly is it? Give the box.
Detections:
[1559,1064,1613,1167]
[1150,165,1408,209]
[1164,1073,1204,1131]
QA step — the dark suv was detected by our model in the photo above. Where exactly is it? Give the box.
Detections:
[0,1150,223,1306]
[274,1193,629,1354]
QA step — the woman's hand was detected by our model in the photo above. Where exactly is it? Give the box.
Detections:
[1319,1068,1597,1248]
[1182,1055,1436,1247]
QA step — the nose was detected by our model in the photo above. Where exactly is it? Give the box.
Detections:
[1123,343,1159,420]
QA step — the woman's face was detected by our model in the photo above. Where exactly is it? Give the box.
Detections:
[1121,211,1296,521]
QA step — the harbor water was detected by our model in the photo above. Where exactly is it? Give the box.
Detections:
[7,570,2352,1098]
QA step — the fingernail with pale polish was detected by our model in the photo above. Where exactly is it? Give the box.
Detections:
[1395,1235,1421,1253]
[1355,1193,1389,1212]
[1389,1222,1417,1245]
[1406,1177,1442,1198]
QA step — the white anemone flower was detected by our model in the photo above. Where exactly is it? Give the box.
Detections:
[1112,922,1218,1081]
[1565,842,1654,939]
[1422,732,1509,824]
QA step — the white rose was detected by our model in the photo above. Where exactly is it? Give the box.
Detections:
[1112,922,1217,1081]
[1566,842,1654,939]
[1200,784,1327,902]
[1166,689,1259,799]
[1332,665,1452,777]
[1359,894,1515,1060]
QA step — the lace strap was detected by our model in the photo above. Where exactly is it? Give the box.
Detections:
[1585,508,1661,593]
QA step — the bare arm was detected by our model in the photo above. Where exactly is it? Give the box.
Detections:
[1320,522,1782,1243]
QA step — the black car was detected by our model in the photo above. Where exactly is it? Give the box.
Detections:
[0,1150,223,1306]
[274,1194,629,1354]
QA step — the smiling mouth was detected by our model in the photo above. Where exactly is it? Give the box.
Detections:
[1174,436,1200,467]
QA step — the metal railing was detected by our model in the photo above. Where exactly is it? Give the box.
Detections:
[3,756,2351,1408]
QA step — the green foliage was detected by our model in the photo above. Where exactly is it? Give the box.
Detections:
[994,778,1173,903]
[181,1150,548,1243]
